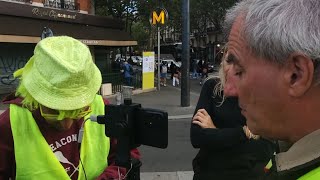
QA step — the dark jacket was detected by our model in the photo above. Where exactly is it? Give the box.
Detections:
[191,78,275,180]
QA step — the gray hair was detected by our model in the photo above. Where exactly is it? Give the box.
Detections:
[224,0,320,83]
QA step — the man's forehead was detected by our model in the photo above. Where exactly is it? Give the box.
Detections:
[227,15,249,65]
[228,15,246,40]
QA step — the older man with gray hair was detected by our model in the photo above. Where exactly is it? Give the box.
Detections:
[224,0,320,179]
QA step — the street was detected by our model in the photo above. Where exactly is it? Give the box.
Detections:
[135,72,218,173]
[139,119,197,172]
[106,71,218,174]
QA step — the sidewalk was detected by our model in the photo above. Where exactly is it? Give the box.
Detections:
[105,84,200,120]
[107,84,199,180]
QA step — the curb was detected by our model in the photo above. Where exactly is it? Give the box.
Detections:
[105,87,157,98]
[168,114,193,120]
[140,171,193,180]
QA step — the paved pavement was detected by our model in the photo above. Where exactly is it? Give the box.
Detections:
[0,78,203,180]
[106,85,200,120]
[105,80,201,180]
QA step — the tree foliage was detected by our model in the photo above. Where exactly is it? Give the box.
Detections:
[190,0,237,34]
[94,0,237,49]
[131,21,149,51]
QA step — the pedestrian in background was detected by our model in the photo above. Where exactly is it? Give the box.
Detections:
[199,60,208,85]
[0,36,140,179]
[191,45,275,180]
[192,59,199,79]
[172,67,180,87]
[160,61,168,86]
[170,62,176,80]
[123,61,133,86]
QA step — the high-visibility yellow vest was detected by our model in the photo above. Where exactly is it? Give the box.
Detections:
[298,166,320,180]
[266,157,320,179]
[10,95,110,180]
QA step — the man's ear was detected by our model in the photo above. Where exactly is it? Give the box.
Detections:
[284,53,314,97]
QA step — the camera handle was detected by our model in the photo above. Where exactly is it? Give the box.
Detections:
[126,158,142,180]
[93,101,143,180]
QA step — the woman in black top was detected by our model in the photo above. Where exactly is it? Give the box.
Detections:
[191,50,275,180]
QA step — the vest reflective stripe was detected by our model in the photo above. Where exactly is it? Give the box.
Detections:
[10,95,110,180]
[298,166,320,180]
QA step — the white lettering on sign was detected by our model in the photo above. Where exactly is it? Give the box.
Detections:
[32,8,76,19]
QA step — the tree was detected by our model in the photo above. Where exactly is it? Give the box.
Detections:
[95,0,138,33]
[131,22,149,51]
[136,0,182,48]
[190,0,237,44]
[94,0,237,50]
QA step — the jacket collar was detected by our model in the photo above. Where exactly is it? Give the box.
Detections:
[275,129,320,173]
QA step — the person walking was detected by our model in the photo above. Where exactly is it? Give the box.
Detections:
[160,61,168,86]
[192,59,199,79]
[123,61,133,86]
[199,60,209,85]
[172,67,180,87]
[170,62,176,80]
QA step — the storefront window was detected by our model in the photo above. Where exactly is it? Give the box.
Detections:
[43,0,78,11]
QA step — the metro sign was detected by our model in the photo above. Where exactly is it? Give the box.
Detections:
[150,8,169,26]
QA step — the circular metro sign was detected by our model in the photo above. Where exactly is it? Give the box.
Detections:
[150,7,169,26]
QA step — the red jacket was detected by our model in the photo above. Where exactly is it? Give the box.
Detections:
[0,93,140,180]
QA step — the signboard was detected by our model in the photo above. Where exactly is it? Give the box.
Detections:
[143,52,155,73]
[142,52,155,90]
[150,8,169,26]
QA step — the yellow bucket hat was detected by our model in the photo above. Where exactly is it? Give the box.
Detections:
[14,36,102,110]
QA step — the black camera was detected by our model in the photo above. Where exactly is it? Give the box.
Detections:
[94,99,168,169]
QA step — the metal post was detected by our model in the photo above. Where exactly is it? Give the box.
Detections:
[213,44,216,64]
[181,0,190,107]
[157,27,161,91]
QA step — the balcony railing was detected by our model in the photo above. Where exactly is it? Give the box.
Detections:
[43,0,79,11]
[101,70,142,94]
[8,0,32,3]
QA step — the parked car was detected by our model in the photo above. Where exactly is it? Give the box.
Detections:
[131,56,143,66]
[163,59,181,69]
[155,59,181,73]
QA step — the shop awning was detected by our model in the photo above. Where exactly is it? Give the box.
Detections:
[0,3,137,46]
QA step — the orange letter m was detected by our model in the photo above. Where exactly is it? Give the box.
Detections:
[152,11,165,25]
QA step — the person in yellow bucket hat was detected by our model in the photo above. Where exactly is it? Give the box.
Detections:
[0,36,140,179]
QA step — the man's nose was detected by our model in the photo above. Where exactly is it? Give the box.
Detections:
[224,66,239,97]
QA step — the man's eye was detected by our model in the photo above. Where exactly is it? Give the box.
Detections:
[234,67,243,76]
[235,71,242,76]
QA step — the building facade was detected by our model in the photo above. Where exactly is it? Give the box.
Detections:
[0,0,136,94]
[190,24,225,64]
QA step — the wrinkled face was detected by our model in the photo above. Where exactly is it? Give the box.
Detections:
[225,17,289,138]
[222,52,239,97]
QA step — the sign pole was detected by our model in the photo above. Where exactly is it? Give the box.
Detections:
[157,26,161,91]
[181,0,190,107]
[150,7,168,91]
